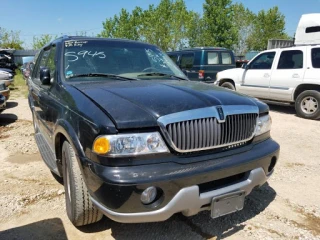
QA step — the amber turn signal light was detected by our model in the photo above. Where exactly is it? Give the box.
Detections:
[93,137,110,154]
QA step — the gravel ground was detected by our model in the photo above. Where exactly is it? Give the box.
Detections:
[0,98,319,240]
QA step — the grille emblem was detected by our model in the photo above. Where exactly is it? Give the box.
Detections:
[216,106,224,120]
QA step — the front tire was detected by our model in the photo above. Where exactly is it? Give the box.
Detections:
[295,90,320,120]
[62,141,103,226]
[221,81,235,91]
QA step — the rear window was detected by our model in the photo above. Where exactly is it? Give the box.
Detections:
[221,52,232,64]
[311,48,320,68]
[208,52,219,64]
[180,53,194,69]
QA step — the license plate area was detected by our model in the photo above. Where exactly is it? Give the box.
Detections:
[211,191,245,219]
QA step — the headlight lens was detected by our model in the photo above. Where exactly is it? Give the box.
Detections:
[255,115,272,136]
[93,132,169,157]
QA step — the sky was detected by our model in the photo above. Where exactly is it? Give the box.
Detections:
[0,0,319,49]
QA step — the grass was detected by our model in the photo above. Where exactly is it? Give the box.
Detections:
[9,71,29,99]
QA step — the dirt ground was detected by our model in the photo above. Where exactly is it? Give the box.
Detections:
[0,98,319,240]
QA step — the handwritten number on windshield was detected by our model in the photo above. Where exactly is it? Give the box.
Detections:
[65,51,106,62]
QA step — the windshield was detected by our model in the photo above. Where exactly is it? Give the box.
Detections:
[63,39,186,81]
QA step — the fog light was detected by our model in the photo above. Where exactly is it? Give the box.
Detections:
[141,186,157,205]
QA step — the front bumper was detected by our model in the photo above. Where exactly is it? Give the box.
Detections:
[83,138,279,223]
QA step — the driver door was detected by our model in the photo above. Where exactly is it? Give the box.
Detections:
[238,51,276,99]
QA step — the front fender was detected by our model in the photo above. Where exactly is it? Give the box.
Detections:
[53,119,85,159]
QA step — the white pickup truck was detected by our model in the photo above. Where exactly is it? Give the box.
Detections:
[215,45,320,119]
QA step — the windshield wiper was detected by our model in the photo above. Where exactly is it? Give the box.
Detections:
[66,73,137,81]
[137,72,188,80]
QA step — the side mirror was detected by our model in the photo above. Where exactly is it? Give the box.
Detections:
[40,67,50,85]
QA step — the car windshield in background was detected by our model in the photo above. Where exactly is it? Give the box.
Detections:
[63,40,187,81]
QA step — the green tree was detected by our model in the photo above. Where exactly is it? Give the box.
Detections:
[99,7,142,41]
[246,6,290,51]
[32,34,56,49]
[201,0,238,48]
[99,0,193,51]
[0,28,24,49]
[232,3,255,55]
[187,12,204,47]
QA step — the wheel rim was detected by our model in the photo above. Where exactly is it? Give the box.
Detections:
[301,96,318,114]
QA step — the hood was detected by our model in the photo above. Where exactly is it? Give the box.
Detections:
[72,80,262,129]
[219,67,244,77]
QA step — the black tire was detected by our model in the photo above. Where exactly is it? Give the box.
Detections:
[62,141,103,226]
[295,90,320,120]
[221,81,235,91]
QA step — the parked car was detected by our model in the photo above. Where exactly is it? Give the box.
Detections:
[0,50,16,72]
[0,93,6,113]
[29,36,279,227]
[167,47,236,82]
[0,82,10,100]
[215,45,320,119]
[0,70,14,86]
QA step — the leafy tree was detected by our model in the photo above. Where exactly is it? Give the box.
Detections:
[232,3,255,55]
[0,28,24,49]
[201,0,238,49]
[99,0,193,51]
[187,12,204,47]
[246,6,290,51]
[99,7,142,41]
[32,34,56,49]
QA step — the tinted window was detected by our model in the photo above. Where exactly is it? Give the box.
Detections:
[168,54,178,64]
[311,48,320,68]
[250,52,275,70]
[36,49,51,79]
[180,53,194,69]
[306,26,320,33]
[208,52,219,64]
[46,46,56,81]
[277,50,303,69]
[221,52,232,64]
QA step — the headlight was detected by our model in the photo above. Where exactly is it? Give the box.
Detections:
[93,132,169,157]
[255,115,272,136]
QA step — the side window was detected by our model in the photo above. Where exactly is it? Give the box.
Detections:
[168,54,178,64]
[208,52,219,64]
[277,50,303,69]
[221,52,232,64]
[311,48,320,68]
[180,53,194,69]
[35,49,50,79]
[46,46,56,81]
[250,52,275,70]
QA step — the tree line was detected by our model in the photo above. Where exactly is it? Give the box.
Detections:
[0,0,290,55]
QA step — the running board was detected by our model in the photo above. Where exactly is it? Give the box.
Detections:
[35,132,60,176]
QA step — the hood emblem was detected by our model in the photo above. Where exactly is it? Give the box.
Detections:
[216,106,225,120]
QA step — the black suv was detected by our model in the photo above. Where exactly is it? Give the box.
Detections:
[28,36,279,227]
[167,47,236,82]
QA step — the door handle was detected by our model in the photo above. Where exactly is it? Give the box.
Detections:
[263,73,270,78]
[206,76,212,80]
[292,74,300,78]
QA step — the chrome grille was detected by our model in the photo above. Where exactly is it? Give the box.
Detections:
[165,113,257,152]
